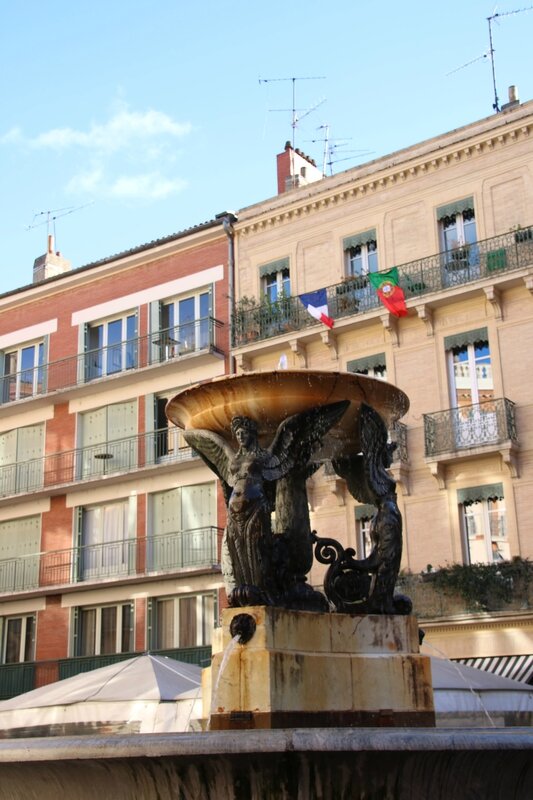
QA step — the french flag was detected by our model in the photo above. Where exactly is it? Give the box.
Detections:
[299,288,334,329]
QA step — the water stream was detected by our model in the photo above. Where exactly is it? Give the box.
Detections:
[422,640,497,727]
[208,634,241,725]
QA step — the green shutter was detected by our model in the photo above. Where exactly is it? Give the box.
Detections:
[343,229,377,251]
[146,598,154,650]
[444,327,488,352]
[259,257,289,278]
[457,483,504,506]
[72,607,80,657]
[347,353,386,374]
[355,504,377,521]
[436,197,474,221]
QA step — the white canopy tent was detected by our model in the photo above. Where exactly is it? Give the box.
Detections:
[0,654,202,737]
[430,656,533,727]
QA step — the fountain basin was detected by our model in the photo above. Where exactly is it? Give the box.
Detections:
[166,370,408,456]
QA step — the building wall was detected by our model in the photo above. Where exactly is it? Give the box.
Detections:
[231,102,533,662]
[0,224,229,674]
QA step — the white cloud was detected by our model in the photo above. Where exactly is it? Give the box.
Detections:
[66,166,104,194]
[108,173,187,199]
[30,109,192,153]
[0,127,22,144]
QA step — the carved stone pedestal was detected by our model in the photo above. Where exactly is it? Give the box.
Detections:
[205,607,435,730]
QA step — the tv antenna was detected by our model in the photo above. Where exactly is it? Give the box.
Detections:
[487,5,533,112]
[26,202,94,250]
[307,125,374,176]
[447,5,533,112]
[259,75,326,149]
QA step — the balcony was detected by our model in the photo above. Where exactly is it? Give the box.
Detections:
[423,398,518,485]
[0,526,223,595]
[232,227,533,346]
[0,645,212,700]
[0,428,197,501]
[0,317,223,406]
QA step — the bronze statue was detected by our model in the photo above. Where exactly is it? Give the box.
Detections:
[315,403,411,615]
[183,401,348,608]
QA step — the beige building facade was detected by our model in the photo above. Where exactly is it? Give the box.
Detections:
[231,101,533,673]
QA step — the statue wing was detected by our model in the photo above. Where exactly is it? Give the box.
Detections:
[182,429,234,503]
[359,403,396,497]
[264,400,350,480]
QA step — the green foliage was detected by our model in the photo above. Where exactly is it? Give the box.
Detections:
[430,557,533,612]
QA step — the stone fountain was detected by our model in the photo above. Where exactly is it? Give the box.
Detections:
[166,370,434,730]
[0,370,531,799]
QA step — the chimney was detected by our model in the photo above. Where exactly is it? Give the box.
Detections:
[501,85,520,112]
[276,141,324,194]
[33,234,72,283]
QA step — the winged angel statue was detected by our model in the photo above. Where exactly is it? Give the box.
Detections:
[184,401,348,609]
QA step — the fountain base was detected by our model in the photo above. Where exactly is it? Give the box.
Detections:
[205,607,435,730]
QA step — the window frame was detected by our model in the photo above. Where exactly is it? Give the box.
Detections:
[2,339,46,402]
[159,290,211,356]
[74,602,134,657]
[460,495,508,565]
[150,592,217,650]
[85,311,138,380]
[1,613,36,664]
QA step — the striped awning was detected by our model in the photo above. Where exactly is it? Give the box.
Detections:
[454,654,533,685]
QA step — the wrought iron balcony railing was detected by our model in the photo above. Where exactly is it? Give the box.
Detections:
[232,227,533,346]
[0,526,223,594]
[0,645,213,700]
[423,398,517,458]
[0,317,223,405]
[0,427,195,500]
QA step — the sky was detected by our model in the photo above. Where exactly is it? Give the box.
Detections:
[1,0,533,296]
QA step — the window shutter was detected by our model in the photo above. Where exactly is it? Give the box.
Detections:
[41,335,49,394]
[355,504,377,521]
[347,353,386,374]
[149,301,162,365]
[444,327,488,352]
[436,197,474,221]
[79,324,89,383]
[74,507,83,582]
[71,607,80,657]
[259,257,289,278]
[146,598,154,650]
[0,349,5,405]
[343,229,377,252]
[457,483,504,506]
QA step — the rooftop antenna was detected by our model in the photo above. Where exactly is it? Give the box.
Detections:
[26,202,94,251]
[487,5,533,112]
[307,125,374,176]
[449,6,533,112]
[259,76,326,150]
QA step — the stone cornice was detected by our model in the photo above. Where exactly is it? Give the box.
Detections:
[420,610,533,634]
[237,108,533,236]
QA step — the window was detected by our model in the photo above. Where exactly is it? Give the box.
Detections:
[78,400,137,478]
[347,353,387,381]
[153,395,190,462]
[0,515,40,592]
[156,291,211,359]
[355,505,376,558]
[0,423,44,496]
[437,198,478,282]
[85,312,137,380]
[77,499,134,580]
[150,593,216,649]
[74,603,134,656]
[148,483,216,571]
[0,614,35,663]
[458,485,509,564]
[446,329,496,448]
[259,258,290,302]
[343,230,378,278]
[2,340,45,402]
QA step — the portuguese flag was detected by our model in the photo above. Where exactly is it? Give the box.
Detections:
[368,268,407,317]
